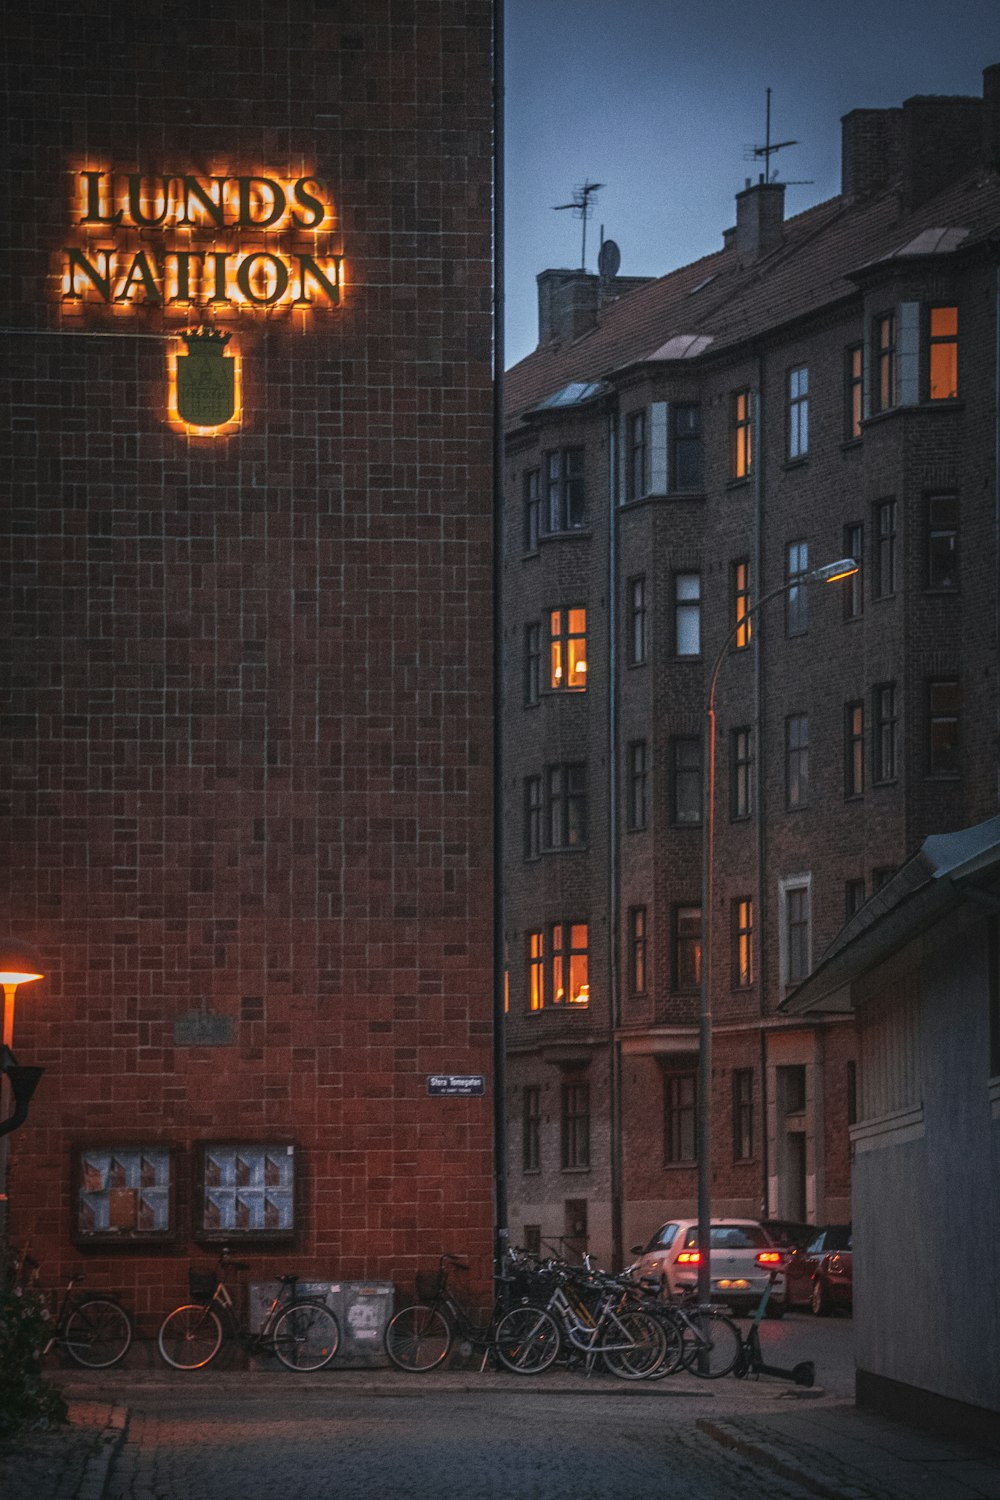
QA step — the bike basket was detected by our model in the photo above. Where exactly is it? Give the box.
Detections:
[188,1269,218,1300]
[415,1271,445,1301]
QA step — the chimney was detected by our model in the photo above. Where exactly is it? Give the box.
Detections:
[735,178,785,259]
[536,269,600,344]
[841,108,902,201]
[983,64,1000,171]
[900,92,982,211]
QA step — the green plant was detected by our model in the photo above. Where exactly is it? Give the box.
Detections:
[0,1251,67,1441]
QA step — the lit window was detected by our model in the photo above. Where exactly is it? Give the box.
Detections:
[552,922,589,1006]
[628,906,647,996]
[731,389,753,478]
[675,573,701,656]
[845,702,864,798]
[928,306,958,400]
[732,558,751,649]
[528,930,544,1010]
[846,344,863,439]
[927,679,960,777]
[733,899,754,988]
[787,365,809,458]
[674,905,702,991]
[548,607,587,690]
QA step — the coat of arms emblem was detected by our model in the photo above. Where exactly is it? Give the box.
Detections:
[174,329,237,429]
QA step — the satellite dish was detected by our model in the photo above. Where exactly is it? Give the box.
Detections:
[598,239,621,281]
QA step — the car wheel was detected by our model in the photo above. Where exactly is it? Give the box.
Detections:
[810,1278,828,1316]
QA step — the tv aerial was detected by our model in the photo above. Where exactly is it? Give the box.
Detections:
[743,88,812,186]
[553,180,604,270]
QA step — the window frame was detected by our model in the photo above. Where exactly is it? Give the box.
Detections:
[673,904,702,992]
[196,1142,296,1245]
[561,1078,591,1169]
[731,388,753,479]
[875,499,897,599]
[524,775,542,859]
[927,304,958,402]
[527,928,544,1011]
[671,736,702,827]
[927,678,960,779]
[873,682,898,785]
[674,572,702,657]
[628,905,648,997]
[671,402,703,490]
[787,364,809,460]
[845,700,864,799]
[780,875,812,988]
[730,726,754,821]
[663,1072,697,1165]
[547,605,587,692]
[732,558,752,650]
[627,575,647,665]
[925,493,958,592]
[845,343,863,440]
[545,447,585,533]
[843,522,863,619]
[785,540,809,636]
[524,621,541,706]
[732,897,754,990]
[550,921,589,1007]
[626,409,647,501]
[73,1143,176,1247]
[523,467,541,551]
[874,311,896,413]
[545,762,587,849]
[626,739,649,831]
[522,1086,541,1172]
[785,713,810,810]
[845,878,866,921]
[732,1069,754,1161]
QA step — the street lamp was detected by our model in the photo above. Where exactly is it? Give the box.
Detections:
[696,559,858,1309]
[0,938,45,1233]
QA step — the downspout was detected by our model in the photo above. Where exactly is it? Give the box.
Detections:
[995,267,1000,805]
[491,0,508,1272]
[608,400,623,1269]
[753,349,770,1217]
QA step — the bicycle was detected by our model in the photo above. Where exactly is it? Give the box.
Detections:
[20,1255,133,1369]
[157,1251,340,1372]
[494,1261,667,1379]
[656,1288,743,1379]
[385,1252,533,1373]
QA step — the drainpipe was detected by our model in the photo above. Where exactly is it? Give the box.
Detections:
[995,268,1000,804]
[753,349,770,1217]
[608,400,624,1270]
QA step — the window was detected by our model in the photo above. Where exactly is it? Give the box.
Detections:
[845,701,864,798]
[874,311,896,413]
[783,882,811,985]
[74,1145,174,1243]
[672,403,703,489]
[551,922,589,1006]
[672,737,702,826]
[673,905,702,991]
[732,898,754,989]
[627,740,649,830]
[875,500,897,598]
[664,1073,697,1164]
[846,344,863,439]
[873,683,898,783]
[872,865,896,891]
[732,1070,754,1160]
[523,1223,541,1255]
[561,1079,590,1169]
[845,878,866,920]
[523,1087,541,1172]
[524,468,540,550]
[546,763,586,848]
[926,494,958,590]
[528,929,544,1011]
[844,522,863,619]
[785,540,808,636]
[197,1144,295,1241]
[548,606,587,690]
[731,727,754,820]
[787,365,809,459]
[989,918,1000,1080]
[524,776,542,858]
[545,447,585,532]
[626,409,647,500]
[628,576,647,664]
[785,714,809,809]
[927,679,960,777]
[847,1061,858,1127]
[782,1064,807,1114]
[674,573,701,656]
[732,558,751,649]
[628,906,647,996]
[928,305,958,400]
[524,622,541,706]
[731,388,753,478]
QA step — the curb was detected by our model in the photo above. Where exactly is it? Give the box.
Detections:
[696,1416,900,1500]
[76,1405,128,1500]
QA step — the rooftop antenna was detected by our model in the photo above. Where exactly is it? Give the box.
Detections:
[743,88,811,184]
[552,180,604,271]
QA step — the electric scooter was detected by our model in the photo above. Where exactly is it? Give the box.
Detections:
[734,1270,815,1385]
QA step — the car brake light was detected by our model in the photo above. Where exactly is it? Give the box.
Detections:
[676,1250,701,1265]
[756,1251,783,1265]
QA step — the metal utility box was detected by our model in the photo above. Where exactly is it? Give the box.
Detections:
[248,1281,394,1369]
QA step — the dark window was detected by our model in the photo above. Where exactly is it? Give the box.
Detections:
[732,1069,754,1160]
[731,389,752,478]
[731,727,754,820]
[733,898,754,989]
[844,523,863,619]
[523,1087,541,1171]
[872,865,896,891]
[626,409,647,500]
[524,622,541,706]
[845,878,866,919]
[785,714,809,809]
[785,887,810,983]
[528,930,544,1010]
[875,500,897,598]
[523,1223,541,1255]
[732,558,751,649]
[845,701,864,798]
[928,679,960,777]
[545,447,585,532]
[628,906,647,996]
[672,737,702,826]
[675,573,701,656]
[787,365,809,459]
[672,403,703,489]
[546,763,587,848]
[926,494,958,591]
[786,540,808,635]
[664,1073,697,1164]
[524,776,542,858]
[561,1080,590,1168]
[673,905,702,991]
[628,576,647,665]
[874,311,896,413]
[548,606,587,690]
[551,922,589,1006]
[627,741,649,830]
[524,468,540,550]
[782,1064,807,1114]
[873,684,898,783]
[846,344,863,439]
[989,918,1000,1079]
[928,305,958,400]
[846,1061,858,1127]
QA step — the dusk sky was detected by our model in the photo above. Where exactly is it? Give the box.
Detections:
[504,0,1000,367]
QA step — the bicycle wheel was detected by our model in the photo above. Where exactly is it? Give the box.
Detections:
[600,1309,667,1380]
[157,1304,224,1370]
[64,1298,133,1369]
[494,1305,560,1374]
[384,1304,452,1372]
[681,1309,742,1379]
[642,1311,686,1379]
[272,1300,340,1372]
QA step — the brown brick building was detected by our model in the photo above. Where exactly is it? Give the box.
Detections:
[503,68,1000,1270]
[1,1,498,1317]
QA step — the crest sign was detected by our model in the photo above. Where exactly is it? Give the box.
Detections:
[174,329,237,430]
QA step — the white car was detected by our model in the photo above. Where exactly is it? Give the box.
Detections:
[629,1217,786,1316]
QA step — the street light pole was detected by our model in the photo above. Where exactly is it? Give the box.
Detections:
[696,559,857,1308]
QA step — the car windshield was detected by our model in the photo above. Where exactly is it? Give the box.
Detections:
[683,1224,770,1250]
[645,1223,678,1252]
[808,1225,852,1253]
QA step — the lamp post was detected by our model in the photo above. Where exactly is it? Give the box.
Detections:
[0,938,45,1236]
[696,559,858,1309]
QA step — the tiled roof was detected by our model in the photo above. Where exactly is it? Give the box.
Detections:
[506,170,1000,427]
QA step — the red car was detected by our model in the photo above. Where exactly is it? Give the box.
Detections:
[785,1225,853,1315]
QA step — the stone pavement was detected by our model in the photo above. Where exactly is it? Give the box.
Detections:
[1,1365,997,1500]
